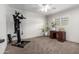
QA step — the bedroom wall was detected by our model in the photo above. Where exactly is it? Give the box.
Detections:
[6,7,46,40]
[22,11,46,39]
[47,6,79,43]
[0,5,7,53]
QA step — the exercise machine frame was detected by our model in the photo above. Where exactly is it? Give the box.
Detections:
[12,11,30,48]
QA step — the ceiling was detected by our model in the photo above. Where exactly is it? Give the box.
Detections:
[8,4,78,15]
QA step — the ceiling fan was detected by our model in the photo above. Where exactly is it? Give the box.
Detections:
[38,4,56,12]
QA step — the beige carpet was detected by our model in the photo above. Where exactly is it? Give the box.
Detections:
[5,37,79,54]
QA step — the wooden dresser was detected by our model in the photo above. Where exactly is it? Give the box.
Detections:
[50,31,66,42]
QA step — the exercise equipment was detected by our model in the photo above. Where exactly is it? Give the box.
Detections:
[12,11,30,48]
[0,39,5,43]
[7,34,12,43]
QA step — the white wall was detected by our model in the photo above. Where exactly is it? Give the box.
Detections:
[22,11,46,39]
[6,7,46,39]
[0,5,7,53]
[47,6,79,43]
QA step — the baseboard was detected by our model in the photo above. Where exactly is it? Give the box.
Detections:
[21,35,43,40]
[66,39,79,44]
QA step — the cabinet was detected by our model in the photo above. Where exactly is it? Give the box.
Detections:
[50,31,66,42]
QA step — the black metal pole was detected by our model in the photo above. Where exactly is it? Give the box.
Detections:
[17,30,21,43]
[16,19,21,43]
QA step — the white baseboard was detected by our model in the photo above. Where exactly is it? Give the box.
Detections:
[66,39,79,44]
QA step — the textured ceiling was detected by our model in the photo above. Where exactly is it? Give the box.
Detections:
[8,4,78,15]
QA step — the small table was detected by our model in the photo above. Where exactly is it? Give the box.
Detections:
[50,31,66,42]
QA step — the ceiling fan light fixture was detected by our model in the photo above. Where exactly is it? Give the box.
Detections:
[39,4,51,12]
[39,4,56,12]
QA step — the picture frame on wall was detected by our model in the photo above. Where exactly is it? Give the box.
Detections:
[61,17,69,25]
[55,16,69,26]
